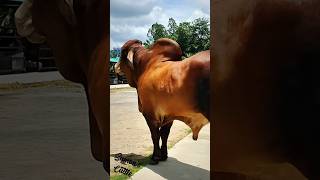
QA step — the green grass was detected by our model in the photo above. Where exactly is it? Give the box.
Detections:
[111,174,129,180]
[110,155,152,180]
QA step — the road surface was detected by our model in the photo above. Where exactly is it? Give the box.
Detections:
[0,83,105,180]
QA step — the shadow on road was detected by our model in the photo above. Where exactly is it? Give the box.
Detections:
[111,153,210,179]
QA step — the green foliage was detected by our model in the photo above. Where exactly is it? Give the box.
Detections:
[189,18,210,54]
[144,23,168,48]
[167,17,178,40]
[176,22,192,56]
[144,17,210,56]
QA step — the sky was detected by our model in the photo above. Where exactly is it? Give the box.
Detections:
[110,0,210,49]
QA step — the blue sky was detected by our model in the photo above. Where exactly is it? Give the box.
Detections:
[110,0,210,49]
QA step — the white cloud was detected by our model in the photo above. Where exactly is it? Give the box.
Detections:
[110,0,210,49]
[110,6,169,49]
[186,0,210,14]
[187,9,210,22]
[110,0,157,17]
[110,38,123,50]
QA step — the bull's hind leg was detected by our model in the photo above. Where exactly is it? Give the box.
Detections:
[89,113,103,161]
[85,86,107,172]
[85,89,103,160]
[159,122,173,161]
[145,115,162,165]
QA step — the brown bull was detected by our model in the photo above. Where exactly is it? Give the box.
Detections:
[116,38,210,164]
[213,0,320,179]
[15,0,109,173]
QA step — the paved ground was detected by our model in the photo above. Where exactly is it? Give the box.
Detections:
[132,124,210,180]
[0,83,106,180]
[110,87,190,176]
[0,71,64,84]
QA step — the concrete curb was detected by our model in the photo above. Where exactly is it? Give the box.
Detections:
[0,71,64,84]
[110,84,130,89]
[131,124,210,180]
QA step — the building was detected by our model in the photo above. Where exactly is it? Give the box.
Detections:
[109,48,126,84]
[0,0,55,74]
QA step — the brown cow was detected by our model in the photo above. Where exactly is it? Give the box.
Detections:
[116,38,210,164]
[213,0,320,179]
[15,0,109,173]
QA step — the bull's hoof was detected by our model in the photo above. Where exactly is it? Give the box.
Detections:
[159,154,168,161]
[160,148,168,161]
[149,158,159,165]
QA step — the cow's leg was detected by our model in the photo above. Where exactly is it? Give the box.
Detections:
[149,126,161,165]
[84,86,103,162]
[159,122,173,161]
[145,116,161,165]
[88,100,104,161]
[90,115,103,160]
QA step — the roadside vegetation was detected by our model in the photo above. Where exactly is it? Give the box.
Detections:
[144,17,210,57]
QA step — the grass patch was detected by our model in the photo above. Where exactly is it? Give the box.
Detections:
[110,174,129,180]
[110,154,152,180]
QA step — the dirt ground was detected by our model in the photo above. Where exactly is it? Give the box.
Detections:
[110,88,190,174]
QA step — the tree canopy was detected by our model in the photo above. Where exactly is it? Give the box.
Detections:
[144,17,210,57]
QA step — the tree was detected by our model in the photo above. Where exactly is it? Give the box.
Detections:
[144,23,168,48]
[167,18,177,40]
[189,18,210,55]
[144,17,210,57]
[175,22,192,55]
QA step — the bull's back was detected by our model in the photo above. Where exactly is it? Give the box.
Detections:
[138,53,210,119]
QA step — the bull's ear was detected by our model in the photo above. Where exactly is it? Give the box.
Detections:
[127,49,134,69]
[59,0,77,26]
[114,62,124,75]
[14,0,46,43]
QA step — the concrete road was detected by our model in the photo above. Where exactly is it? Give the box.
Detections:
[0,84,106,180]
